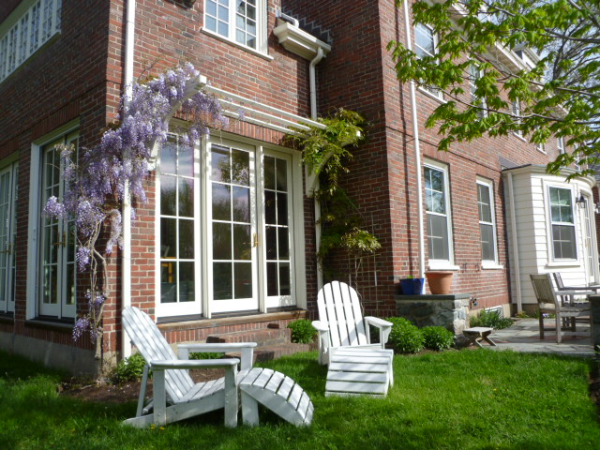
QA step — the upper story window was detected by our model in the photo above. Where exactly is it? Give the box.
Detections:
[424,161,454,267]
[0,0,62,83]
[204,0,267,54]
[468,62,487,118]
[557,136,565,154]
[548,186,576,260]
[414,23,442,99]
[511,99,523,137]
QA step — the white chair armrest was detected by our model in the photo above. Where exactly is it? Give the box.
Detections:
[311,320,330,332]
[364,316,393,328]
[150,358,239,370]
[178,342,256,370]
[364,316,393,346]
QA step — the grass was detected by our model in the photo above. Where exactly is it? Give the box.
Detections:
[1,349,599,450]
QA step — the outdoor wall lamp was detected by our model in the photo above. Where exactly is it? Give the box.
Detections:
[575,194,587,208]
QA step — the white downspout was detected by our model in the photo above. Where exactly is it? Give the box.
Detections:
[309,47,325,120]
[121,0,136,357]
[403,0,426,278]
[310,47,326,288]
[507,172,522,312]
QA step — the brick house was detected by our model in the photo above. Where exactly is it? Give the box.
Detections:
[0,0,597,374]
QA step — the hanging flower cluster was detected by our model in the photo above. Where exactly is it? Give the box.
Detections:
[43,63,228,352]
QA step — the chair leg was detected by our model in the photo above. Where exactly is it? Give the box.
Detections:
[555,314,562,344]
[539,314,544,339]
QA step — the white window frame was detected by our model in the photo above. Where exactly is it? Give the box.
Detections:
[0,162,18,314]
[26,121,78,321]
[468,62,487,118]
[155,132,306,319]
[424,160,457,270]
[0,0,62,83]
[547,185,577,262]
[202,0,268,56]
[414,23,443,100]
[477,178,501,268]
[557,136,565,154]
[512,99,523,137]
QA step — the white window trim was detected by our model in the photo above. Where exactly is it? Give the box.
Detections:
[154,131,306,319]
[469,62,488,118]
[511,99,524,138]
[424,159,456,270]
[26,120,79,321]
[0,162,18,313]
[415,23,443,100]
[477,177,502,269]
[557,136,565,154]
[0,0,61,83]
[544,182,578,263]
[201,0,270,58]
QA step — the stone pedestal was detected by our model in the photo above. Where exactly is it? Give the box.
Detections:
[589,295,600,351]
[394,294,471,335]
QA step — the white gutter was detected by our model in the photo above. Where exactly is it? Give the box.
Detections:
[121,0,136,357]
[507,172,522,312]
[403,0,426,278]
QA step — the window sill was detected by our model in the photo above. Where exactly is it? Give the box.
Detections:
[417,86,445,104]
[481,262,504,270]
[545,261,581,269]
[200,28,273,61]
[25,317,74,331]
[428,263,460,271]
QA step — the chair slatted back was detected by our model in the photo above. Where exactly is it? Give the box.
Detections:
[530,274,559,308]
[317,281,369,348]
[122,307,194,403]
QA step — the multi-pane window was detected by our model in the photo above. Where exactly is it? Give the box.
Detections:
[468,63,487,118]
[512,99,523,136]
[0,163,18,314]
[204,0,262,51]
[0,0,62,82]
[477,180,498,264]
[414,23,442,98]
[549,187,576,260]
[425,164,452,262]
[157,137,298,318]
[39,132,78,319]
[557,136,565,154]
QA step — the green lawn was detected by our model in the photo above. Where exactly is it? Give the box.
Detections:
[1,349,598,450]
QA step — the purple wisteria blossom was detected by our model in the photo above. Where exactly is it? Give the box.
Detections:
[44,63,229,350]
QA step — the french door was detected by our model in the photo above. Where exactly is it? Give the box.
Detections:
[157,137,297,318]
[0,163,18,314]
[39,133,78,318]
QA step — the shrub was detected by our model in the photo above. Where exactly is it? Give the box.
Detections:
[422,326,454,351]
[189,352,225,360]
[470,309,513,329]
[288,319,317,344]
[110,353,147,384]
[388,317,424,354]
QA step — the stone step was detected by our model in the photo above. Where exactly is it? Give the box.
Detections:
[206,325,291,347]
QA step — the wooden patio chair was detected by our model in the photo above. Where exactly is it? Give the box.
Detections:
[122,306,314,427]
[312,281,394,396]
[529,274,593,343]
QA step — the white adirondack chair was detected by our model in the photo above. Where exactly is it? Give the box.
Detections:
[122,306,256,428]
[312,281,394,396]
[312,281,392,365]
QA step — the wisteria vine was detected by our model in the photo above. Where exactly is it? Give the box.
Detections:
[44,63,228,357]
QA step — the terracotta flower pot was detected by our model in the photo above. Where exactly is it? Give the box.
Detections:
[425,271,453,295]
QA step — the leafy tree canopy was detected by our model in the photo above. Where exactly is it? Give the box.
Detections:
[389,0,600,178]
